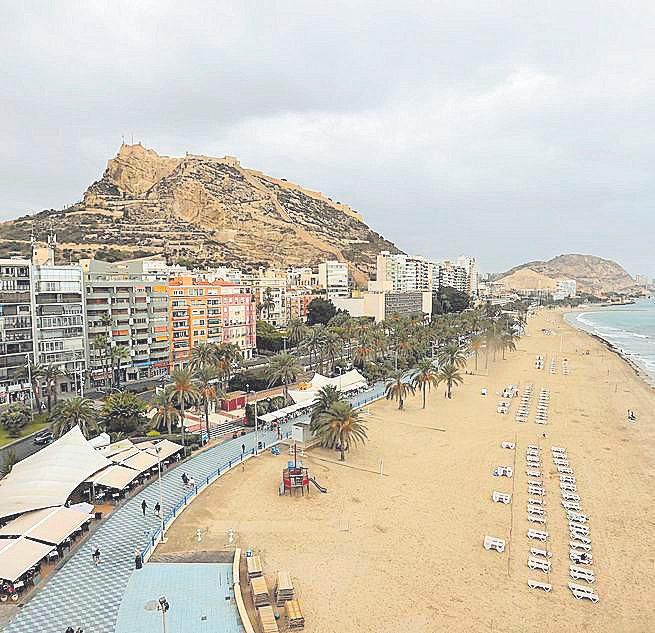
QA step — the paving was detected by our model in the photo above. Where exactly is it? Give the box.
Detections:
[1,384,383,633]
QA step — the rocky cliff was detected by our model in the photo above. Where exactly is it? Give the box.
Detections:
[498,254,635,296]
[0,144,401,284]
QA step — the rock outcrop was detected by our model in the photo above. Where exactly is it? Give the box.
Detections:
[0,144,401,284]
[498,254,635,296]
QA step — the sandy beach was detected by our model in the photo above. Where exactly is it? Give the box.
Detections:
[158,311,655,633]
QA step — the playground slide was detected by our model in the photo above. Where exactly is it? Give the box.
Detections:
[309,477,327,493]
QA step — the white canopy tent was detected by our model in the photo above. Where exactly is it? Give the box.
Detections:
[0,427,113,521]
[87,432,111,449]
[0,537,53,583]
[287,370,368,410]
[85,464,141,491]
[0,507,91,545]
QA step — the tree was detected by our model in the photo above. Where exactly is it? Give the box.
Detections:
[111,345,131,389]
[1,449,18,476]
[21,361,44,412]
[41,364,64,414]
[194,365,222,438]
[323,331,341,373]
[51,397,97,439]
[190,341,216,369]
[287,318,308,351]
[306,298,337,326]
[170,368,200,451]
[469,335,484,371]
[149,389,180,435]
[313,400,368,461]
[259,287,276,321]
[101,392,148,436]
[304,324,326,370]
[433,287,470,314]
[437,342,468,370]
[266,353,302,404]
[309,385,346,443]
[437,363,464,399]
[411,359,440,409]
[0,403,31,437]
[384,370,415,410]
[92,335,110,388]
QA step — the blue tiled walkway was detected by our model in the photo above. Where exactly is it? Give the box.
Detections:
[2,384,384,633]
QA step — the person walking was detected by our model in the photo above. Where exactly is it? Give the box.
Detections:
[154,502,161,518]
[141,499,147,516]
[65,627,74,633]
[92,548,101,565]
[182,472,189,488]
[241,443,246,455]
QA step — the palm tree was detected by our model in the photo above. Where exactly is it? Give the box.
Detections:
[437,342,468,370]
[149,389,180,435]
[41,364,64,414]
[309,385,345,443]
[411,359,440,409]
[111,345,131,389]
[353,334,374,367]
[266,353,302,403]
[469,335,484,371]
[191,341,216,369]
[323,331,341,373]
[194,365,222,438]
[314,400,368,461]
[287,318,308,352]
[384,370,415,410]
[50,397,98,439]
[24,361,44,412]
[92,335,109,388]
[170,368,200,452]
[438,363,464,399]
[260,287,276,321]
[304,324,326,370]
[212,342,243,390]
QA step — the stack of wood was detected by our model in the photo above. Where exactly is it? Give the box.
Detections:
[275,571,294,606]
[285,599,305,629]
[257,605,278,633]
[250,575,270,608]
[247,555,263,580]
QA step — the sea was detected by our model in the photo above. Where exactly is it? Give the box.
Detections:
[565,298,655,385]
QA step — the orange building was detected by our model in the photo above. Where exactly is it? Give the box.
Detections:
[167,276,256,368]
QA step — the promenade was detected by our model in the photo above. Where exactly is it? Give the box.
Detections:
[2,384,384,633]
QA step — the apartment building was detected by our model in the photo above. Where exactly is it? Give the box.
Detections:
[32,263,87,396]
[82,259,170,387]
[285,287,314,322]
[437,261,469,294]
[0,259,33,405]
[333,290,431,323]
[454,256,479,296]
[246,268,287,327]
[168,276,256,368]
[317,260,350,300]
[286,267,317,289]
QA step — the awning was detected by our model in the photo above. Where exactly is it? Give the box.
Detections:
[144,439,182,461]
[88,432,111,449]
[118,451,160,473]
[109,447,141,464]
[98,439,136,458]
[0,538,53,582]
[86,465,141,490]
[0,427,114,521]
[0,507,91,545]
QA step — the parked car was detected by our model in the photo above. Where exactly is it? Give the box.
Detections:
[33,429,53,445]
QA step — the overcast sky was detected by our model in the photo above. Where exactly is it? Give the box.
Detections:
[2,2,654,276]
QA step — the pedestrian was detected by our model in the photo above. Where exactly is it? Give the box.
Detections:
[154,502,161,518]
[181,472,189,487]
[141,499,147,516]
[75,628,84,633]
[188,476,195,488]
[92,547,101,565]
[65,627,74,633]
[241,443,246,455]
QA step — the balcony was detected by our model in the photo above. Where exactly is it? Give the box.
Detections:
[0,291,31,304]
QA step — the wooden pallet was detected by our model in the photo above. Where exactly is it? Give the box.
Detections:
[275,570,294,606]
[250,575,271,607]
[257,605,279,633]
[285,599,305,629]
[247,555,263,579]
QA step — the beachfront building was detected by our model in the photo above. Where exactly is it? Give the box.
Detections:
[317,260,350,300]
[0,258,34,405]
[333,290,432,323]
[167,276,256,368]
[553,279,577,301]
[81,259,170,387]
[454,255,480,296]
[437,260,469,294]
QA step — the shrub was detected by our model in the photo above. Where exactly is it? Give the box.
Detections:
[0,403,31,437]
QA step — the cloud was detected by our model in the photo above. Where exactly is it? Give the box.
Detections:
[1,1,654,275]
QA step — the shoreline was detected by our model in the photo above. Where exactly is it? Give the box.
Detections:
[561,307,655,389]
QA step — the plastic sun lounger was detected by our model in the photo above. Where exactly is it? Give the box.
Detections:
[528,488,545,496]
[501,441,515,449]
[526,469,542,477]
[570,566,596,583]
[570,540,592,551]
[528,557,551,572]
[568,583,599,603]
[528,497,544,506]
[535,419,548,425]
[570,526,590,538]
[528,579,552,592]
[483,535,506,553]
[527,444,541,450]
[551,446,567,452]
[528,529,549,541]
[528,514,545,524]
[570,551,593,565]
[570,534,592,545]
[567,511,588,523]
[492,491,512,504]
[559,474,576,483]
[493,466,513,477]
[561,493,580,502]
[562,501,581,511]
[530,547,552,558]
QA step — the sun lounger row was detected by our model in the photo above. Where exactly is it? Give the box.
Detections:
[548,356,558,374]
[515,384,534,422]
[562,359,570,375]
[552,446,599,602]
[501,384,519,398]
[497,400,511,415]
[535,354,545,370]
[535,388,550,424]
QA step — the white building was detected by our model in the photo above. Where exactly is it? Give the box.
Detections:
[553,279,577,300]
[455,255,479,296]
[317,260,350,300]
[437,261,469,294]
[333,290,432,323]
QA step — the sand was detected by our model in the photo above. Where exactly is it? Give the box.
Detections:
[158,311,655,633]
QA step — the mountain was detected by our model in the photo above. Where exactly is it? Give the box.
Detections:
[498,254,635,296]
[0,144,401,285]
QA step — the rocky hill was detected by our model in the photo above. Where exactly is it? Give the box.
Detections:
[0,144,401,284]
[498,254,635,296]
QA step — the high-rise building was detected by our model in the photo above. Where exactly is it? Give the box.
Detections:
[82,259,170,387]
[454,255,479,296]
[245,268,287,327]
[317,260,350,300]
[437,261,469,294]
[0,258,33,405]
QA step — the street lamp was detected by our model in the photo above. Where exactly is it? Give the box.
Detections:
[144,597,170,633]
[24,354,34,421]
[156,445,166,543]
[247,388,259,456]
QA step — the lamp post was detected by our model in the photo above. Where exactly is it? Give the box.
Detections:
[24,354,34,421]
[156,445,166,543]
[249,388,259,456]
[144,596,169,633]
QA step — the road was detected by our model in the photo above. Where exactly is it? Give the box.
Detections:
[0,431,45,468]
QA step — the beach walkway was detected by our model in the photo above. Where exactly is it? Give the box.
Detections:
[2,385,384,633]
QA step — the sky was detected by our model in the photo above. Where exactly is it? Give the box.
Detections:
[2,1,654,276]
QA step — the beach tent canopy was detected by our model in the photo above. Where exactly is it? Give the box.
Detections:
[0,537,53,582]
[308,369,367,392]
[98,438,136,458]
[144,439,183,461]
[0,506,91,545]
[118,450,160,474]
[86,464,141,490]
[0,427,113,521]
